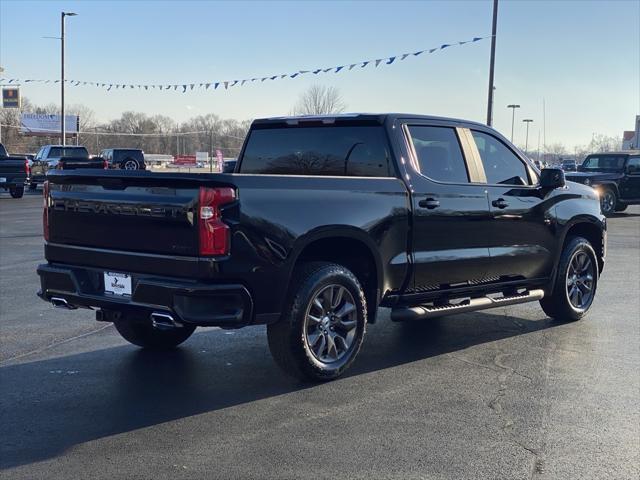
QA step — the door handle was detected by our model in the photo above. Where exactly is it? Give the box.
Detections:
[419,198,440,209]
[492,198,509,209]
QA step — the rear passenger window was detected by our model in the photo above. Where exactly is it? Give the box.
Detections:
[240,126,391,176]
[407,126,469,183]
[472,131,531,185]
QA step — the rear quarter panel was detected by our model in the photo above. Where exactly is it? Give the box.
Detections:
[223,174,411,315]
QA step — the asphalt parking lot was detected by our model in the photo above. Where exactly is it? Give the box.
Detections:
[1,190,638,480]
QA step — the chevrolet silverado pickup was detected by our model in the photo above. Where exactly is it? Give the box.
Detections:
[29,145,106,189]
[565,150,640,215]
[37,114,606,381]
[0,143,29,198]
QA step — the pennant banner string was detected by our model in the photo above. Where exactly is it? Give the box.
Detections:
[0,36,488,93]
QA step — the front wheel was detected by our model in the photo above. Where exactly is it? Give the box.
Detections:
[9,186,24,198]
[114,319,195,349]
[267,262,367,381]
[599,187,617,216]
[540,236,598,322]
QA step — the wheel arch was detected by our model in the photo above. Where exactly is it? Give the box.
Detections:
[288,228,383,323]
[550,218,605,293]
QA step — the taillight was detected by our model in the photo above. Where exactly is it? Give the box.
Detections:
[43,181,50,241]
[25,159,30,175]
[103,159,108,169]
[198,187,235,256]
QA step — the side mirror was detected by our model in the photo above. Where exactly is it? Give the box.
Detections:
[540,168,566,189]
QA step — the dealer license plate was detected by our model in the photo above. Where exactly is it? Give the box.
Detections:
[0,178,6,183]
[104,271,132,296]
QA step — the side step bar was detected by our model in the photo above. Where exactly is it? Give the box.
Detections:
[390,289,545,322]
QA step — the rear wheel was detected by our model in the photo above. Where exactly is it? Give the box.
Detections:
[599,187,617,216]
[267,262,367,381]
[540,236,598,322]
[121,159,139,170]
[114,319,195,349]
[9,186,24,198]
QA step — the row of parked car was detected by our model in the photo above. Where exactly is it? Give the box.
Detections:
[0,143,146,197]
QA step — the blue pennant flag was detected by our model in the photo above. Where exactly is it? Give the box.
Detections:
[473,37,482,42]
[313,69,321,74]
[361,61,369,67]
[429,48,438,53]
[215,82,220,89]
[290,73,299,78]
[349,64,357,70]
[241,80,247,85]
[440,44,450,49]
[386,57,396,65]
[401,54,409,60]
[375,59,382,67]
[182,85,187,93]
[224,81,229,89]
[206,83,211,89]
[413,51,423,56]
[335,66,344,72]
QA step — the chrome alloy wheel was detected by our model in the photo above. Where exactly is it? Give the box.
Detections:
[303,284,357,364]
[123,160,138,170]
[600,190,615,215]
[566,250,595,310]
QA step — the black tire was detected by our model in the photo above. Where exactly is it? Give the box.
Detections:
[113,319,195,349]
[614,204,628,212]
[9,186,24,198]
[28,182,38,191]
[540,236,598,322]
[599,187,617,216]
[267,262,367,382]
[120,158,139,170]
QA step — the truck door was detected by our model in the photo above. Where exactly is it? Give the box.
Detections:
[468,128,556,281]
[403,123,492,292]
[620,156,640,200]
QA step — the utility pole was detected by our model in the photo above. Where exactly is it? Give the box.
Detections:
[486,0,499,126]
[523,119,533,153]
[507,104,520,142]
[60,12,77,146]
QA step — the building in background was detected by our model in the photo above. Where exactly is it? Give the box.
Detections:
[622,115,640,149]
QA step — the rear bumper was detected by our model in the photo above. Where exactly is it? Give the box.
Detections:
[0,177,26,189]
[37,263,254,328]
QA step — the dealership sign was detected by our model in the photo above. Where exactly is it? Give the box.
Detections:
[2,87,20,108]
[20,114,79,136]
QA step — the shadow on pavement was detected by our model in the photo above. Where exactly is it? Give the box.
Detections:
[0,309,557,469]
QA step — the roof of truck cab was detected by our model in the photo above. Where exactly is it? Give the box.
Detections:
[585,150,640,156]
[253,113,487,128]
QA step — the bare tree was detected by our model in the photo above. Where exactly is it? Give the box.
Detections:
[292,85,346,116]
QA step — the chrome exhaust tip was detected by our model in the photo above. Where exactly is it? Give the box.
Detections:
[150,312,182,329]
[51,297,77,310]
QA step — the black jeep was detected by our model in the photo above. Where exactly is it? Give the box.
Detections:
[566,151,640,215]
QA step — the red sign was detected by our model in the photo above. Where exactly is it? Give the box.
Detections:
[173,155,196,165]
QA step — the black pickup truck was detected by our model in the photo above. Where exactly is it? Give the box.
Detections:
[565,150,640,215]
[37,114,606,381]
[0,143,28,198]
[29,145,106,189]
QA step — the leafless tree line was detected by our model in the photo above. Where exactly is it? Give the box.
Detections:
[0,97,251,157]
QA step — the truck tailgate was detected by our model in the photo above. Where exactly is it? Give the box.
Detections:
[46,170,233,257]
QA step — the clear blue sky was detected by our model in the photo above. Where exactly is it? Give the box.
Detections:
[1,0,638,149]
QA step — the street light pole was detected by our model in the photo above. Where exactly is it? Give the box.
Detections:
[486,0,499,126]
[522,119,533,153]
[507,104,520,142]
[60,12,77,146]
